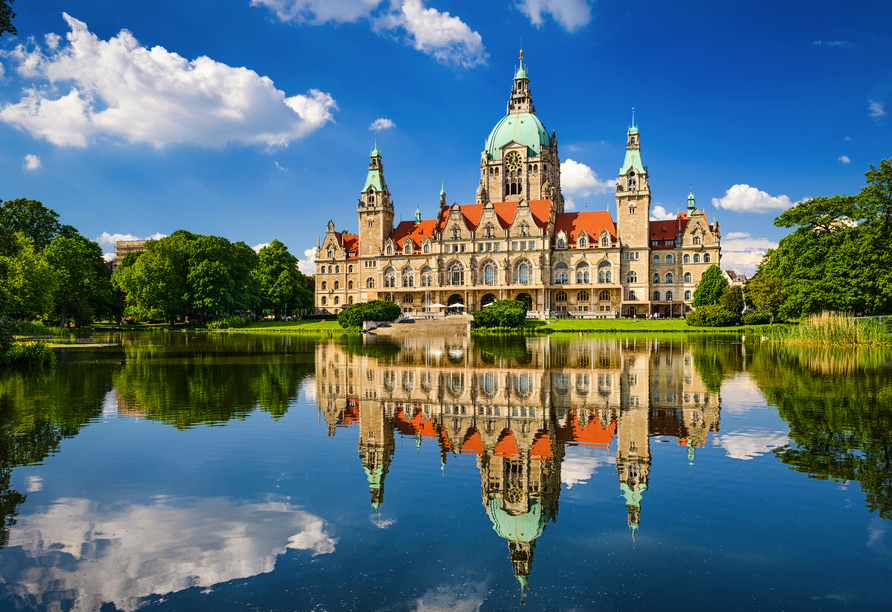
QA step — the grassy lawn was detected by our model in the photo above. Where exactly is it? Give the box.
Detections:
[237,320,347,332]
[518,318,784,333]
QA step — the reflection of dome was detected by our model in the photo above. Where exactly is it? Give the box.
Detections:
[486,498,550,542]
[485,113,550,160]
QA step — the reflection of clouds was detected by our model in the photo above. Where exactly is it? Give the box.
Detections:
[26,475,43,492]
[561,447,615,489]
[303,375,317,404]
[2,496,336,612]
[868,517,892,566]
[719,375,768,414]
[410,581,489,612]
[371,515,397,529]
[716,429,789,460]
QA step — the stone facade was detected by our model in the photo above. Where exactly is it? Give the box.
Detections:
[315,52,721,318]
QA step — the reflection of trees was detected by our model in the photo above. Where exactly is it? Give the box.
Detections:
[689,336,747,393]
[0,365,115,548]
[750,345,892,519]
[115,335,316,428]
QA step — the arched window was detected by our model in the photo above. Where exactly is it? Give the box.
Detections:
[630,177,637,190]
[665,254,673,264]
[483,262,498,285]
[514,260,532,285]
[627,271,637,283]
[665,272,673,283]
[448,262,464,286]
[321,281,327,290]
[704,253,711,263]
[554,262,569,284]
[599,289,610,301]
[334,281,340,290]
[684,272,692,283]
[629,290,637,301]
[334,296,339,305]
[402,266,414,287]
[694,254,701,263]
[653,273,660,283]
[666,291,673,301]
[684,254,691,263]
[385,245,392,255]
[348,265,353,273]
[601,236,609,247]
[403,293,413,304]
[693,236,701,245]
[684,290,692,300]
[422,266,433,287]
[335,265,340,273]
[328,265,333,273]
[653,255,660,264]
[555,290,568,302]
[579,235,588,248]
[321,297,327,305]
[516,292,533,310]
[384,267,396,288]
[348,280,354,289]
[349,296,354,305]
[404,242,412,255]
[576,262,590,284]
[577,290,590,301]
[484,223,495,239]
[598,261,612,283]
[423,244,430,253]
[653,291,660,300]
[367,277,375,289]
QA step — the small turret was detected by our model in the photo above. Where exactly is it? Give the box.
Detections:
[687,186,696,215]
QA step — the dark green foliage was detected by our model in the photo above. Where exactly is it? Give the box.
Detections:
[692,265,729,307]
[251,239,313,317]
[746,272,787,324]
[472,299,527,328]
[207,315,250,329]
[0,0,15,37]
[0,198,61,252]
[337,300,400,329]
[685,304,737,327]
[740,311,771,325]
[4,341,56,368]
[719,285,744,316]
[43,235,118,326]
[759,158,892,318]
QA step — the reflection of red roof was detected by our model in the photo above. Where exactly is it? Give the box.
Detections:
[340,405,359,425]
[461,429,484,454]
[494,430,519,458]
[553,211,617,245]
[391,406,439,439]
[649,219,689,249]
[390,220,438,250]
[565,413,615,447]
[530,430,551,460]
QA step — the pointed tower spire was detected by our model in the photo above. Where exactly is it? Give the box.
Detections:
[415,204,421,224]
[509,48,533,114]
[687,185,696,214]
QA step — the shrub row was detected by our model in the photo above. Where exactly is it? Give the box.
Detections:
[685,304,737,327]
[4,341,56,368]
[207,315,251,329]
[338,300,401,329]
[472,300,528,329]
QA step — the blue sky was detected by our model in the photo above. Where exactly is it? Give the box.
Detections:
[0,0,889,275]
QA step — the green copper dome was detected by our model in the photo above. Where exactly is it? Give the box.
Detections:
[486,498,550,543]
[486,112,550,160]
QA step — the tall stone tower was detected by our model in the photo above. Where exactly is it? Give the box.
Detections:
[357,137,394,259]
[615,110,651,307]
[480,50,562,210]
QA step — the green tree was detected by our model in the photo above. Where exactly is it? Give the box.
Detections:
[719,284,744,316]
[0,0,15,37]
[692,264,728,307]
[0,198,62,252]
[746,269,787,324]
[43,235,116,326]
[252,239,313,318]
[0,233,58,320]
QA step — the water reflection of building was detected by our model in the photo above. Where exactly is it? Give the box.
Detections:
[315,336,720,589]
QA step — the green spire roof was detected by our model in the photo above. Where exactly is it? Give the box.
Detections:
[687,186,696,212]
[628,106,639,135]
[620,149,646,175]
[370,132,380,157]
[486,113,550,160]
[486,498,549,542]
[440,180,446,196]
[363,168,387,193]
[515,49,528,80]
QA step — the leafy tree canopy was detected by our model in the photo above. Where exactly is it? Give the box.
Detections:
[0,0,15,37]
[0,233,58,320]
[252,239,313,317]
[691,265,728,307]
[0,198,62,252]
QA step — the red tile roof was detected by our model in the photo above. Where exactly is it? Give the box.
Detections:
[553,210,617,245]
[390,220,437,250]
[434,199,553,234]
[333,232,359,259]
[649,218,689,249]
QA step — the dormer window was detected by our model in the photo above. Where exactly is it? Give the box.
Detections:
[693,236,701,245]
[386,245,393,255]
[579,235,587,248]
[601,236,609,247]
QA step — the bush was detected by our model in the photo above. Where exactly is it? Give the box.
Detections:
[740,311,771,326]
[473,300,528,328]
[207,315,250,329]
[337,300,401,329]
[686,304,737,327]
[4,341,56,368]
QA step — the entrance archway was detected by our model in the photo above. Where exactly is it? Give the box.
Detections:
[481,293,496,307]
[515,292,533,311]
[628,307,637,317]
[448,293,464,308]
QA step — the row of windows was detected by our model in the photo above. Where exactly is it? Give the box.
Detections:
[554,236,612,249]
[553,290,612,302]
[319,295,353,306]
[626,290,693,301]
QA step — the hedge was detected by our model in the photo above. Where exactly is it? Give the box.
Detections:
[337,300,401,329]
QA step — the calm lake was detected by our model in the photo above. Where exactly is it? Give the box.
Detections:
[1,332,891,611]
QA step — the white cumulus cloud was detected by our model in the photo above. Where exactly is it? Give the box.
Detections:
[254,1,487,68]
[839,155,851,164]
[717,231,778,276]
[711,184,797,213]
[2,497,336,612]
[517,0,593,32]
[96,231,168,249]
[868,100,885,119]
[0,14,337,148]
[650,204,675,221]
[298,246,318,275]
[560,158,614,210]
[22,153,41,170]
[369,117,395,130]
[252,242,271,252]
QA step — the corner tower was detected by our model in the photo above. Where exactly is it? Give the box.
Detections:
[357,137,394,259]
[615,110,651,305]
[481,50,562,210]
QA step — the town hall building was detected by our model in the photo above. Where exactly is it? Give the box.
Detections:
[315,51,721,318]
